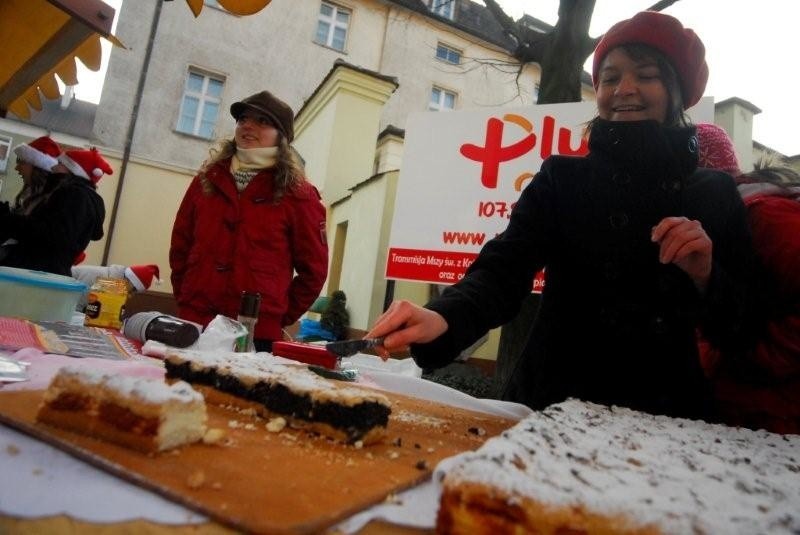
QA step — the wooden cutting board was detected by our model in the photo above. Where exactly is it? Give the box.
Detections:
[0,389,517,534]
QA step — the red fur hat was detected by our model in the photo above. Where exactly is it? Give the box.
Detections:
[592,11,708,109]
[13,136,61,171]
[696,123,740,177]
[59,147,114,184]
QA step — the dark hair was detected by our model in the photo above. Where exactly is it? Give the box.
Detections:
[12,166,53,215]
[738,157,800,187]
[590,43,691,129]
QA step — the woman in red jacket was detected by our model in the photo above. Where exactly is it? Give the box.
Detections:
[697,123,800,433]
[170,90,328,352]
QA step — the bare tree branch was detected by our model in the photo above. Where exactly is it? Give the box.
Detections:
[646,0,681,11]
[482,0,524,45]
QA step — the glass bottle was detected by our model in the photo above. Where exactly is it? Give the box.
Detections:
[235,291,261,352]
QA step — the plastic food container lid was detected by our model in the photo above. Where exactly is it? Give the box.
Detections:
[0,266,87,292]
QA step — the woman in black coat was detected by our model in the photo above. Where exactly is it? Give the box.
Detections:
[0,148,109,276]
[367,12,754,420]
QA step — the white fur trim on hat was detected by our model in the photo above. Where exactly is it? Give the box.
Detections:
[58,153,91,180]
[125,266,146,291]
[13,144,59,171]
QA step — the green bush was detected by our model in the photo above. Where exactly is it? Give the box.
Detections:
[320,290,350,341]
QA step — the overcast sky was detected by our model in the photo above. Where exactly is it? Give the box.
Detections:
[75,0,799,155]
[489,0,800,156]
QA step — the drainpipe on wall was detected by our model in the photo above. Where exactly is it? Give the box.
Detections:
[101,0,163,264]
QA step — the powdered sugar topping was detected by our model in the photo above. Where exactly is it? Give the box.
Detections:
[441,399,800,534]
[168,350,390,407]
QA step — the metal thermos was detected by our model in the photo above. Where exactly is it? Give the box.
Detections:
[122,312,199,348]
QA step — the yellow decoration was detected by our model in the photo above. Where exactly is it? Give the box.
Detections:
[185,0,272,17]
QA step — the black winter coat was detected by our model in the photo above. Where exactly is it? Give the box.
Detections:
[0,174,105,276]
[412,119,753,419]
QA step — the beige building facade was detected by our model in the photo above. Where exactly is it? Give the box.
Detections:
[82,0,566,344]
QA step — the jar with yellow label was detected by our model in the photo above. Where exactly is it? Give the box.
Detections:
[83,277,131,329]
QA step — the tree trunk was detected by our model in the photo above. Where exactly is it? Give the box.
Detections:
[495,0,595,397]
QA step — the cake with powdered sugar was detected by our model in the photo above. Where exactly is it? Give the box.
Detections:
[37,367,207,453]
[163,350,391,444]
[436,399,800,534]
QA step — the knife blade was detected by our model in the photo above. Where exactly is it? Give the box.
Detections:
[325,337,384,358]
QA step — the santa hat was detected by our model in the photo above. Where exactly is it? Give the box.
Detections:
[592,11,708,109]
[59,147,113,184]
[696,123,741,177]
[125,264,161,291]
[13,136,61,171]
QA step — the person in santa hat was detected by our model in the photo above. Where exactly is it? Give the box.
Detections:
[0,136,62,263]
[71,263,160,309]
[7,136,61,215]
[0,147,109,276]
[71,263,160,291]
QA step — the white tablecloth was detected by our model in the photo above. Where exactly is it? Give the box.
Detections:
[0,348,530,531]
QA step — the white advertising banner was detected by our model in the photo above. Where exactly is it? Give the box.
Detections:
[385,98,714,288]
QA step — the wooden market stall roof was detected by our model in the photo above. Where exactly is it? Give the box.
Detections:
[0,0,123,119]
[1,0,274,120]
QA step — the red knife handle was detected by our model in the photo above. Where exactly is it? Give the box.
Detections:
[272,341,338,369]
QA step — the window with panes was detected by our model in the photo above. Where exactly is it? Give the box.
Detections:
[0,135,12,173]
[430,0,454,20]
[176,70,224,139]
[435,43,461,64]
[315,2,351,52]
[429,87,456,111]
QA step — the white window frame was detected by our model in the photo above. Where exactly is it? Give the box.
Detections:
[0,135,11,173]
[315,1,351,52]
[435,42,461,65]
[429,86,457,111]
[429,0,455,20]
[176,69,225,139]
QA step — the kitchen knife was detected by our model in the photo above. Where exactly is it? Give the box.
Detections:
[325,337,384,358]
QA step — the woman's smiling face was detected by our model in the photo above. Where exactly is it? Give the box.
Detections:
[595,47,670,124]
[234,112,280,149]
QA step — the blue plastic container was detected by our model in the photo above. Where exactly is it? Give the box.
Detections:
[0,267,87,322]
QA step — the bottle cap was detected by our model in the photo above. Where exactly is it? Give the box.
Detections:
[239,291,261,318]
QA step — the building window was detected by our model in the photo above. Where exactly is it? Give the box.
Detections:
[0,135,11,173]
[176,70,224,139]
[429,87,456,111]
[315,2,350,52]
[430,0,455,20]
[435,43,461,65]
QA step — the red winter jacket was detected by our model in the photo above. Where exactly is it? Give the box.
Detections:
[700,189,800,434]
[170,159,328,341]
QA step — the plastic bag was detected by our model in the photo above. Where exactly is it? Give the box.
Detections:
[295,318,336,342]
[195,314,248,352]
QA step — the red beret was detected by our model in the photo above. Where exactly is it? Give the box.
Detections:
[592,11,708,109]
